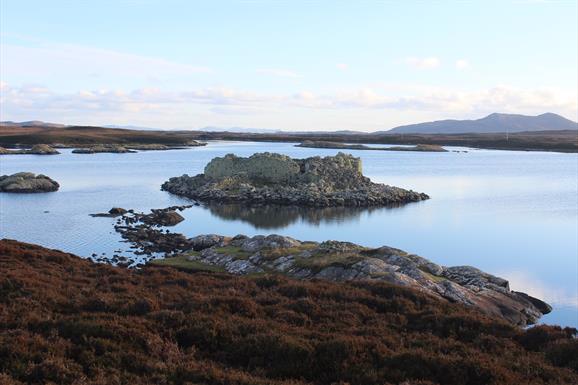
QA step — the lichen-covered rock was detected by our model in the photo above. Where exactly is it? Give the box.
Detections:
[162,152,429,207]
[161,233,551,326]
[0,172,59,193]
[29,144,60,155]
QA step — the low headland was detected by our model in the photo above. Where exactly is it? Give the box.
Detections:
[162,152,429,207]
[1,238,577,384]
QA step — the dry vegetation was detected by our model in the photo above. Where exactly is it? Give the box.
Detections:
[1,239,577,385]
[0,125,576,152]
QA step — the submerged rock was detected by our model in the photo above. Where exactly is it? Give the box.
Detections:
[160,233,550,326]
[0,172,60,193]
[162,152,429,207]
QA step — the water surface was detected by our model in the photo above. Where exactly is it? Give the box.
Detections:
[1,142,576,326]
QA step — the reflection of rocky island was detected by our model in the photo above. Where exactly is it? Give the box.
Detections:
[162,152,429,207]
[152,233,551,326]
[296,140,448,152]
[207,203,397,229]
[0,172,59,193]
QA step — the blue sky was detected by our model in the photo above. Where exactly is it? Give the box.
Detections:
[1,0,576,131]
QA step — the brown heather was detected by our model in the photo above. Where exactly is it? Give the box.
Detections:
[1,239,577,385]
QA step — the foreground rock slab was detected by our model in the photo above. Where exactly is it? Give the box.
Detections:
[0,172,60,193]
[162,152,429,207]
[155,233,551,326]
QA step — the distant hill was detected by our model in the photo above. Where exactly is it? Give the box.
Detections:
[385,113,578,134]
[0,120,67,128]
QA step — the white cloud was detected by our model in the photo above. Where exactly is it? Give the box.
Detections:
[256,68,301,78]
[1,83,576,130]
[405,56,441,69]
[456,59,469,70]
[336,63,349,71]
[0,42,212,85]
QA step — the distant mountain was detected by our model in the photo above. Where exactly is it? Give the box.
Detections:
[385,113,578,134]
[0,121,67,128]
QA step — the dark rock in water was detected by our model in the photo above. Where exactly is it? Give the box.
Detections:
[162,152,429,207]
[144,210,184,226]
[91,207,128,217]
[0,172,59,193]
[155,233,551,326]
[109,207,127,216]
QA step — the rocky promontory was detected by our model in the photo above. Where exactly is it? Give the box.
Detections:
[0,172,60,193]
[155,233,551,326]
[162,152,429,207]
[296,140,448,152]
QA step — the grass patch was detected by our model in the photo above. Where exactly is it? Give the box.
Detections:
[421,271,447,283]
[213,246,253,260]
[150,255,225,273]
[260,243,318,260]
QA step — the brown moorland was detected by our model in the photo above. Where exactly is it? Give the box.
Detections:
[0,124,577,152]
[1,239,577,385]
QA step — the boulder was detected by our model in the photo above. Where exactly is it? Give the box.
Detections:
[0,172,59,193]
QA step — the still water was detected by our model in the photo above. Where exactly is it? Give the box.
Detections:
[1,141,577,326]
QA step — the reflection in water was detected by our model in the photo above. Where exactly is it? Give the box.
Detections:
[206,203,405,229]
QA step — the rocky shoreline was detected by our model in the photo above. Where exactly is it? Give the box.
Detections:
[162,152,429,207]
[0,172,60,193]
[90,205,551,326]
[154,233,550,326]
[296,140,448,152]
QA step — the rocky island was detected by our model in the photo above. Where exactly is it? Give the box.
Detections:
[0,172,60,193]
[162,152,429,207]
[296,140,448,152]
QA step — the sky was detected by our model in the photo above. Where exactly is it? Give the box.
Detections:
[1,0,577,131]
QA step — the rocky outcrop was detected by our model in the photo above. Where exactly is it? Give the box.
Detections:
[0,172,60,193]
[162,152,429,207]
[165,233,551,326]
[296,141,448,152]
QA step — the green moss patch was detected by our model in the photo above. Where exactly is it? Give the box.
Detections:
[150,255,225,273]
